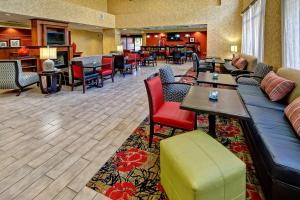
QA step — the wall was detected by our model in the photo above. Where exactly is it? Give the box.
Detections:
[0,28,32,46]
[70,29,103,56]
[108,0,242,58]
[0,0,115,29]
[103,29,120,54]
[145,31,207,57]
[65,0,107,12]
[242,0,282,70]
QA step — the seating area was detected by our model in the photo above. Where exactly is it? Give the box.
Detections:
[0,0,300,200]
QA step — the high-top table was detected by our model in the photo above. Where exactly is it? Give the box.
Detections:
[180,86,250,145]
[197,72,237,88]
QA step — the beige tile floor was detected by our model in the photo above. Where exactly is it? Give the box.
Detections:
[0,61,192,200]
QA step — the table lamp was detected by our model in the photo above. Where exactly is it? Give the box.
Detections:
[231,45,238,57]
[40,46,57,71]
[117,45,123,53]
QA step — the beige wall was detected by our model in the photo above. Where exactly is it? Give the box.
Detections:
[65,0,107,12]
[71,29,103,56]
[102,29,121,54]
[242,0,282,70]
[0,0,115,28]
[108,0,242,58]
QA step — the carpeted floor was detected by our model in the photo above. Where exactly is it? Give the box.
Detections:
[86,115,265,200]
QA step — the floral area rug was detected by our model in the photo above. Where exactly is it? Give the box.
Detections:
[86,115,265,200]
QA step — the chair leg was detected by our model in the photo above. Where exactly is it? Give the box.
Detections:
[101,75,104,86]
[170,128,176,136]
[71,79,74,91]
[96,77,99,88]
[111,74,114,82]
[82,80,86,94]
[16,88,23,96]
[149,122,154,148]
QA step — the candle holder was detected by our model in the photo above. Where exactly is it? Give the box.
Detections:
[209,90,219,101]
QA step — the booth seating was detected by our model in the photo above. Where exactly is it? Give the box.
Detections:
[160,131,246,200]
[223,53,257,75]
[238,68,300,200]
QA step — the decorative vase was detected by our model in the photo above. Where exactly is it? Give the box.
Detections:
[71,42,77,54]
[18,46,30,57]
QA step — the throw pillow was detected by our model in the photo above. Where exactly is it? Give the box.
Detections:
[234,57,248,70]
[232,56,240,65]
[261,71,295,101]
[284,96,300,137]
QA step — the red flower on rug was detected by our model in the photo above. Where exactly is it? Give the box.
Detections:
[230,142,249,153]
[115,148,148,172]
[223,125,240,137]
[156,182,165,193]
[246,184,262,200]
[105,182,137,200]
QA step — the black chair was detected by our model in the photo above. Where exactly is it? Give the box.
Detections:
[192,53,213,76]
[113,55,132,77]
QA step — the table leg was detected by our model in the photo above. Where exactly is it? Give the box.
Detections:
[208,114,217,138]
[212,62,215,72]
[51,74,58,92]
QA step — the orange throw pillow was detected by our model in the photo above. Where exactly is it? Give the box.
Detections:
[284,96,300,137]
[234,57,248,70]
[261,71,295,101]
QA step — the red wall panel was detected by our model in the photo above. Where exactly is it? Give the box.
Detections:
[0,28,32,46]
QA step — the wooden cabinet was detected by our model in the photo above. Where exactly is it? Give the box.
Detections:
[15,57,38,72]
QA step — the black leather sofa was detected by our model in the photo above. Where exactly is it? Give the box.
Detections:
[238,68,300,200]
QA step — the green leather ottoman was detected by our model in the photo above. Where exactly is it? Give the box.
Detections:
[160,131,246,200]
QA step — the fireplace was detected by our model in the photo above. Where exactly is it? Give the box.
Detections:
[54,51,68,69]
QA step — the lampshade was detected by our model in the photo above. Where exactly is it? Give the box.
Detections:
[40,47,57,60]
[231,45,238,53]
[117,45,123,52]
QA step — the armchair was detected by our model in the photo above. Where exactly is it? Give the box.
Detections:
[144,73,196,147]
[236,63,273,86]
[0,60,39,96]
[159,66,196,102]
[71,61,100,93]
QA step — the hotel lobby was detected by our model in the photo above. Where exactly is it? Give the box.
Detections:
[0,0,299,200]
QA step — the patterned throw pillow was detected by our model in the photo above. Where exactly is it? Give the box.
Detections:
[232,56,240,65]
[284,96,300,137]
[261,71,295,101]
[234,57,248,70]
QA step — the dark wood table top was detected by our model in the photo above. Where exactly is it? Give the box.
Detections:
[197,72,238,87]
[84,63,109,69]
[205,58,225,64]
[180,86,250,119]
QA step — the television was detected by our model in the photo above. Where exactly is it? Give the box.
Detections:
[47,32,65,45]
[167,32,181,41]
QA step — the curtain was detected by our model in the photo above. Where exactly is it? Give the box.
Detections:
[283,0,300,69]
[241,0,266,62]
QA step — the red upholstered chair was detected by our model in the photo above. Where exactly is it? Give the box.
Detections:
[144,73,196,147]
[71,61,100,93]
[98,56,114,86]
[127,53,138,71]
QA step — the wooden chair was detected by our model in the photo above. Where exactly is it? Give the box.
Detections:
[98,56,114,86]
[71,61,99,93]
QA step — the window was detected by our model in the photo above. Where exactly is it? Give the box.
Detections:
[241,0,266,62]
[121,36,143,52]
[282,0,300,69]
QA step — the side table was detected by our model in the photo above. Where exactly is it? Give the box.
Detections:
[38,71,63,94]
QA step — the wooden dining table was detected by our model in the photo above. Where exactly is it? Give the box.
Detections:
[180,85,250,145]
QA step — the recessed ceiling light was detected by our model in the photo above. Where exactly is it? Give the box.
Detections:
[146,34,150,38]
[154,34,158,38]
